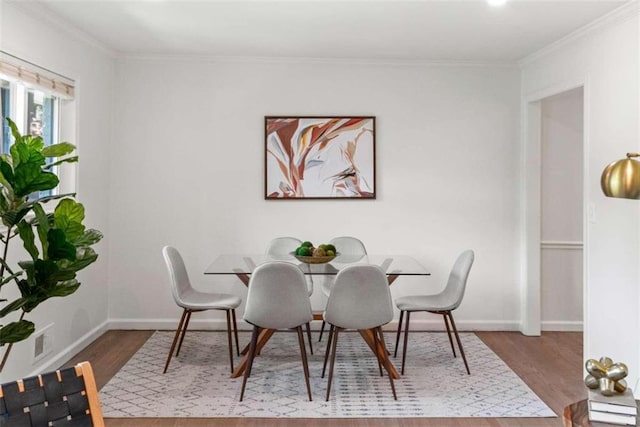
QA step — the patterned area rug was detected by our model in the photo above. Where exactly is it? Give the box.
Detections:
[100,330,555,418]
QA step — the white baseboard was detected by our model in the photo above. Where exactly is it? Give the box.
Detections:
[108,318,523,332]
[28,320,109,377]
[541,320,583,332]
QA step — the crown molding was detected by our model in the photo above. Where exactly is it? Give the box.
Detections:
[117,53,519,69]
[4,0,118,60]
[519,0,640,67]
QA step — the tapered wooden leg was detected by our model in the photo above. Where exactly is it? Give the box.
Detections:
[176,310,192,356]
[401,311,411,375]
[377,326,397,400]
[240,326,260,401]
[373,328,383,376]
[319,320,326,342]
[305,322,314,355]
[322,325,334,378]
[232,309,240,356]
[232,328,276,378]
[326,327,340,401]
[296,326,313,401]
[163,309,188,374]
[448,312,470,375]
[443,312,457,357]
[226,310,234,373]
[394,310,404,358]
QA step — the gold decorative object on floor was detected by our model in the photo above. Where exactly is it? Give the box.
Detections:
[584,356,628,396]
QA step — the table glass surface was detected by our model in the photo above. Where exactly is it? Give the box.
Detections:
[204,254,429,276]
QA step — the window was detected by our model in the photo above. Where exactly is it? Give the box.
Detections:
[0,51,75,200]
[0,80,61,198]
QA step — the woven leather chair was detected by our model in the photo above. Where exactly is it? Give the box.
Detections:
[318,236,367,342]
[266,237,315,354]
[0,361,104,426]
[394,250,475,375]
[240,261,313,401]
[322,264,396,401]
[162,245,241,374]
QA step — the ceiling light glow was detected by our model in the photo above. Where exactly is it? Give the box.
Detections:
[488,0,508,6]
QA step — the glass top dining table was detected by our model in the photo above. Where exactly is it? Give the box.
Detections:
[204,253,429,380]
[204,253,430,278]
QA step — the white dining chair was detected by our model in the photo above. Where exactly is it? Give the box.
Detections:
[162,246,241,374]
[322,264,396,401]
[265,237,315,354]
[318,236,367,342]
[393,250,475,375]
[240,261,314,401]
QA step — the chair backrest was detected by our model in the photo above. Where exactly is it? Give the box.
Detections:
[266,237,302,257]
[324,264,393,330]
[440,250,475,310]
[0,361,104,426]
[244,261,313,329]
[162,245,193,307]
[330,236,367,256]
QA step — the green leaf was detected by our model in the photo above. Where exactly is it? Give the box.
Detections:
[41,142,75,158]
[0,158,15,188]
[0,272,22,288]
[44,156,78,170]
[6,118,21,144]
[17,220,38,260]
[73,229,103,247]
[2,207,30,228]
[48,279,80,298]
[60,247,98,272]
[47,229,76,261]
[0,320,35,345]
[0,298,27,317]
[54,199,85,241]
[13,163,59,197]
[32,203,50,256]
[23,135,44,151]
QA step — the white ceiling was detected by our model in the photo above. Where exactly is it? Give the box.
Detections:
[26,0,629,62]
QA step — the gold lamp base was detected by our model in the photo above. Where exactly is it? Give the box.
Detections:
[601,153,640,199]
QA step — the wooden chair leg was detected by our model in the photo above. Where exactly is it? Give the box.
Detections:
[447,312,470,375]
[373,328,383,376]
[377,326,397,400]
[232,309,240,356]
[296,326,313,401]
[226,310,234,374]
[322,325,335,378]
[401,311,411,375]
[394,310,404,358]
[240,325,260,401]
[305,322,314,355]
[442,312,457,358]
[325,327,340,401]
[175,310,192,356]
[319,320,326,342]
[163,309,188,374]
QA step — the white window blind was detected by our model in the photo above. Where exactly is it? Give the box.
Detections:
[0,51,74,99]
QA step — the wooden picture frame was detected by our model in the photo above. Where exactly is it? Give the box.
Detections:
[265,116,376,199]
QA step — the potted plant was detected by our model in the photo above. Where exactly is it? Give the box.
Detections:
[0,118,102,372]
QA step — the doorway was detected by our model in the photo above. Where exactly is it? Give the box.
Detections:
[540,88,584,332]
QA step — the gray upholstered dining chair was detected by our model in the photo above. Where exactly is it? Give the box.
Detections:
[162,246,241,374]
[266,237,314,354]
[322,264,396,401]
[318,236,367,342]
[393,249,475,375]
[240,261,314,401]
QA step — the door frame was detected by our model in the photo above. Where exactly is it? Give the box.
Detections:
[520,77,590,341]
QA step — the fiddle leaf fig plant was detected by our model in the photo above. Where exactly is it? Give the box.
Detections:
[0,118,102,371]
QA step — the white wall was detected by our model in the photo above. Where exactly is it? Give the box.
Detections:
[0,2,114,381]
[521,9,640,385]
[108,58,521,332]
[540,88,584,330]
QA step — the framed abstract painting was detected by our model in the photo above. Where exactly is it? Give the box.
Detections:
[265,116,376,199]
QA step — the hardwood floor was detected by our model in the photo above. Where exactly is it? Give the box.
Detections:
[62,330,583,427]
